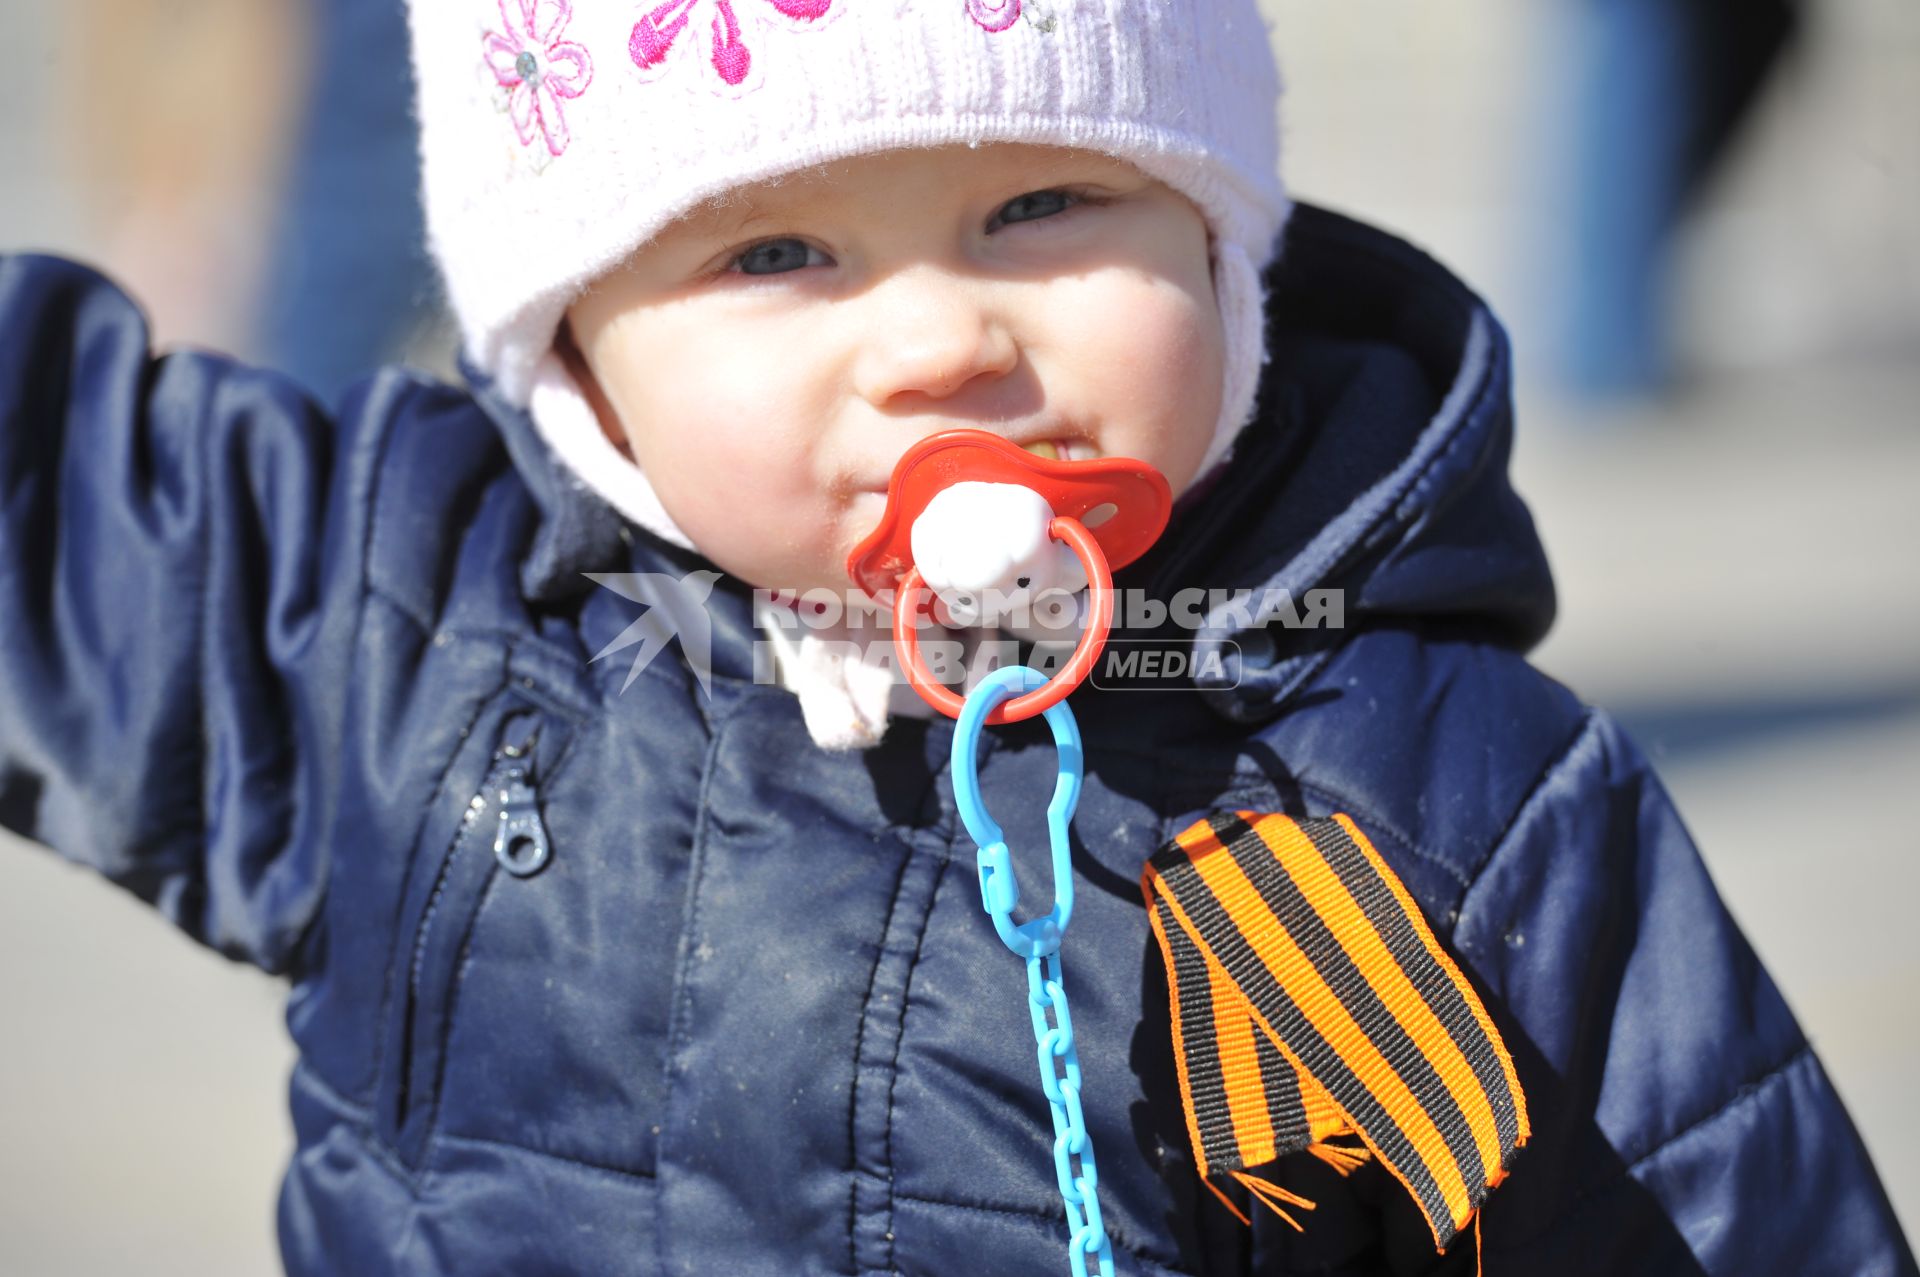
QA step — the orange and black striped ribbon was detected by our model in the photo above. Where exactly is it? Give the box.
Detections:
[1140,811,1528,1251]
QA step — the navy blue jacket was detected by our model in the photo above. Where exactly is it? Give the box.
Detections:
[2,206,1913,1276]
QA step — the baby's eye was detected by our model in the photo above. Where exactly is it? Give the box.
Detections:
[988,188,1083,232]
[728,237,830,276]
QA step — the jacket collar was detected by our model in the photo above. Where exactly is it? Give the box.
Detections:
[464,359,630,607]
[466,203,1555,719]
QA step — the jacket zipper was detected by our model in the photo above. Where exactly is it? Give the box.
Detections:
[387,708,551,1162]
[406,717,543,1014]
[492,745,552,877]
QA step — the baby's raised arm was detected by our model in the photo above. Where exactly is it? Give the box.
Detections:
[0,254,368,973]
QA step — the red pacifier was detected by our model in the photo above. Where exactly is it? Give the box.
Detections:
[845,430,1172,724]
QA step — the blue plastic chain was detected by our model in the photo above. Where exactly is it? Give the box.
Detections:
[951,664,1116,1277]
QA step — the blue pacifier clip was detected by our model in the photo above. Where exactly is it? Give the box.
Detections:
[951,664,1116,1277]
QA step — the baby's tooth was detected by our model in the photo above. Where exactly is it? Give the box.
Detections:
[1023,440,1058,461]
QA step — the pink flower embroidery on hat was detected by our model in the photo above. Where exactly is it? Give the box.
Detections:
[484,0,595,157]
[629,0,837,95]
[965,0,1020,32]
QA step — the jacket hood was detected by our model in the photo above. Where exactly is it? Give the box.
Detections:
[466,203,1555,721]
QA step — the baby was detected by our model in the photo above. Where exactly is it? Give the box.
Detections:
[1,1,1913,1274]
[563,140,1221,739]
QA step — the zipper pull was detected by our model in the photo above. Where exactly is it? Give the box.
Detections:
[493,720,552,877]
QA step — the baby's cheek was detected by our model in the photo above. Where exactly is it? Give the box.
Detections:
[1082,276,1223,480]
[1109,276,1218,378]
[668,360,827,489]
[656,436,841,588]
[664,443,784,529]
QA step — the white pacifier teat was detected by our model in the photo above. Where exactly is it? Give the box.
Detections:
[910,482,1090,629]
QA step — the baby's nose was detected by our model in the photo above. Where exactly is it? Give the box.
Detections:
[852,271,1019,407]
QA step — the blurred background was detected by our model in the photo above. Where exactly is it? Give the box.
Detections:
[1,0,1915,1270]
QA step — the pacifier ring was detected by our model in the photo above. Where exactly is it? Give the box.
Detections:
[895,516,1114,723]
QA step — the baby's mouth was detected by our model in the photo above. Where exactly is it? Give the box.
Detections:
[854,435,1102,505]
[1020,438,1099,462]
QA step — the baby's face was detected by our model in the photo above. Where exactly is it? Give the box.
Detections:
[566,142,1223,595]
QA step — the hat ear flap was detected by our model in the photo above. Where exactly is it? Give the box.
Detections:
[526,349,699,550]
[1195,236,1274,483]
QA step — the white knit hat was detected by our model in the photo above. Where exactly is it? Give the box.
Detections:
[410,0,1291,551]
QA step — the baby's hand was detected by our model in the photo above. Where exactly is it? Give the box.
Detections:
[910,482,1088,629]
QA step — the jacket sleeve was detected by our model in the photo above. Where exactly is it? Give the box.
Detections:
[1456,709,1917,1275]
[0,254,372,975]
